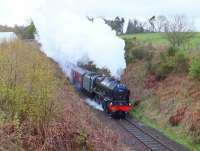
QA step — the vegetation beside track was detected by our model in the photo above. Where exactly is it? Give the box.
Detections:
[0,39,130,151]
[122,33,200,151]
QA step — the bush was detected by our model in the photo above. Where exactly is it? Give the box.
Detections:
[174,52,189,73]
[153,53,174,80]
[154,61,174,80]
[167,46,178,56]
[189,57,200,81]
[132,47,148,60]
[14,21,37,39]
[125,45,151,65]
[0,40,62,127]
[153,51,189,80]
[145,51,154,73]
[124,39,153,65]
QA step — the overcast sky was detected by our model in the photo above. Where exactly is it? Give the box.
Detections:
[0,0,200,30]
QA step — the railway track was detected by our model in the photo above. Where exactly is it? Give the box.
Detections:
[118,118,175,151]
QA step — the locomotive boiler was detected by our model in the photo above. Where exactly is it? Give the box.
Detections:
[71,66,132,118]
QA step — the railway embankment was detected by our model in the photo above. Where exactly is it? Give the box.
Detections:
[0,39,130,151]
[122,36,200,151]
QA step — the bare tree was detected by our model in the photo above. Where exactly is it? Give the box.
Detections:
[149,16,156,32]
[155,16,167,32]
[164,15,195,48]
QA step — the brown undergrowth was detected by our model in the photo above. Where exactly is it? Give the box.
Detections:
[123,60,200,143]
[0,39,130,151]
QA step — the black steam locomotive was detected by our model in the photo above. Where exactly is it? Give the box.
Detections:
[71,66,132,118]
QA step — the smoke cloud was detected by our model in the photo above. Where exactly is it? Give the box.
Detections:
[33,0,126,77]
[85,99,103,111]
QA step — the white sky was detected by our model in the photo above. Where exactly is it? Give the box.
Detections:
[0,0,200,30]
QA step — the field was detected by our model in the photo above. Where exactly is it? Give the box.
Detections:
[121,33,200,48]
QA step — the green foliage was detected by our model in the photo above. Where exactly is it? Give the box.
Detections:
[121,33,200,49]
[124,40,152,65]
[167,46,178,56]
[189,57,200,81]
[14,21,37,39]
[154,53,172,79]
[104,17,124,35]
[174,52,189,73]
[131,46,148,60]
[24,21,37,39]
[153,51,189,80]
[154,59,174,80]
[126,19,145,34]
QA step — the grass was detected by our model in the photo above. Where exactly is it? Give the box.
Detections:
[132,105,200,151]
[121,32,200,48]
[121,33,168,44]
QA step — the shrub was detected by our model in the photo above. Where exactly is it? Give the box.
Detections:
[124,39,134,51]
[125,45,151,65]
[132,46,148,60]
[124,39,152,65]
[153,51,189,80]
[14,21,37,39]
[145,51,154,73]
[167,46,178,56]
[174,52,189,73]
[0,40,62,127]
[153,53,175,80]
[189,57,200,81]
[154,61,174,80]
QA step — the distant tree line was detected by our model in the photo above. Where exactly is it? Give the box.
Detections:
[100,15,194,37]
[104,17,125,35]
[14,21,37,39]
[0,20,37,39]
[0,25,14,32]
[86,16,171,35]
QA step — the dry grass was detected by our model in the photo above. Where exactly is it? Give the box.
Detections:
[124,58,200,144]
[0,39,130,151]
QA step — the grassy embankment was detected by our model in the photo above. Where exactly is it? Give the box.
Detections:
[121,33,200,151]
[0,39,130,151]
[121,32,200,47]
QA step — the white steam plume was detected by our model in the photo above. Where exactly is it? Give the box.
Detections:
[33,0,126,77]
[85,99,103,111]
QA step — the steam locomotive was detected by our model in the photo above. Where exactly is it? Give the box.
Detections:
[71,66,132,118]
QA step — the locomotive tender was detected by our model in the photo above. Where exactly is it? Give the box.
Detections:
[71,66,132,118]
